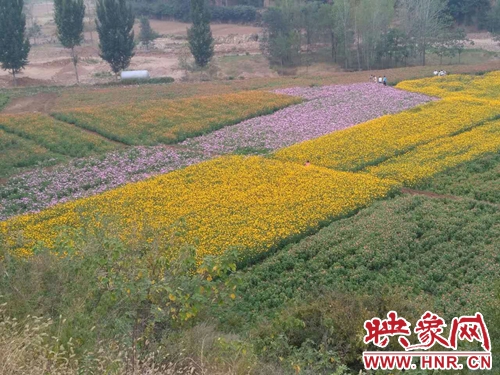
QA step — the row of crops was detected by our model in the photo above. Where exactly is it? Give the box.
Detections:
[2,72,500,265]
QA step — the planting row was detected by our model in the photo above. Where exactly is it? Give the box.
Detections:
[365,119,500,185]
[0,114,119,178]
[274,98,500,171]
[53,91,301,145]
[396,71,500,100]
[0,84,430,220]
[182,83,433,154]
[0,156,396,261]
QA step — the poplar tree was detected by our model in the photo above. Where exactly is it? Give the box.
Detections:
[0,0,30,86]
[188,0,214,68]
[139,17,156,50]
[96,0,135,76]
[54,0,86,83]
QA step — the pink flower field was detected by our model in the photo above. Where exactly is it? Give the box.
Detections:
[0,83,433,220]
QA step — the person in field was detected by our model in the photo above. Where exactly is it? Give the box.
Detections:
[383,76,387,86]
[378,76,383,84]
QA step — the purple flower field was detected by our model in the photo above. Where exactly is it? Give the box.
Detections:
[0,147,209,220]
[0,83,433,220]
[182,83,434,154]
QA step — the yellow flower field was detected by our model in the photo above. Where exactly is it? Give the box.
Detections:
[273,98,500,171]
[396,71,500,100]
[53,91,301,145]
[365,119,500,185]
[0,156,397,261]
[0,113,118,158]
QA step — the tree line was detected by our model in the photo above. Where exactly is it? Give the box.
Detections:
[260,0,500,71]
[0,0,214,85]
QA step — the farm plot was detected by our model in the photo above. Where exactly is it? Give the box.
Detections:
[365,119,500,185]
[415,151,500,204]
[182,83,433,154]
[0,114,118,159]
[52,92,301,145]
[273,98,500,171]
[0,146,208,220]
[0,130,64,178]
[396,71,500,100]
[0,156,397,261]
[0,83,431,220]
[217,194,500,326]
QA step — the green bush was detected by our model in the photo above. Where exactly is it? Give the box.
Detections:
[130,0,259,24]
[0,94,9,111]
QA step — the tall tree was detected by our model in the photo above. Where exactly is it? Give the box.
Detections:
[261,4,301,69]
[188,0,214,68]
[139,16,157,50]
[0,0,30,86]
[54,0,86,83]
[399,0,449,66]
[96,0,135,77]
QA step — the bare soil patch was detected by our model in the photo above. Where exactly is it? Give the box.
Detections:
[2,93,58,114]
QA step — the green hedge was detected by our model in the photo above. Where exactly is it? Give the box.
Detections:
[131,0,260,23]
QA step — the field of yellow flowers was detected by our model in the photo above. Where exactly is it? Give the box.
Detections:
[273,98,500,171]
[3,72,500,265]
[52,92,301,145]
[365,119,500,185]
[396,71,500,100]
[0,156,397,262]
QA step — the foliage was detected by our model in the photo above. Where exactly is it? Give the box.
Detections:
[217,194,499,367]
[54,0,85,50]
[366,119,500,185]
[0,93,9,110]
[188,0,214,68]
[447,0,491,25]
[209,5,259,23]
[0,113,117,159]
[0,0,30,85]
[416,151,500,204]
[224,196,498,322]
[0,129,64,178]
[27,21,43,45]
[101,76,174,86]
[274,98,500,171]
[480,0,500,33]
[0,226,241,372]
[261,6,301,68]
[54,0,85,83]
[0,155,396,261]
[53,91,301,145]
[138,17,158,49]
[96,0,135,75]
